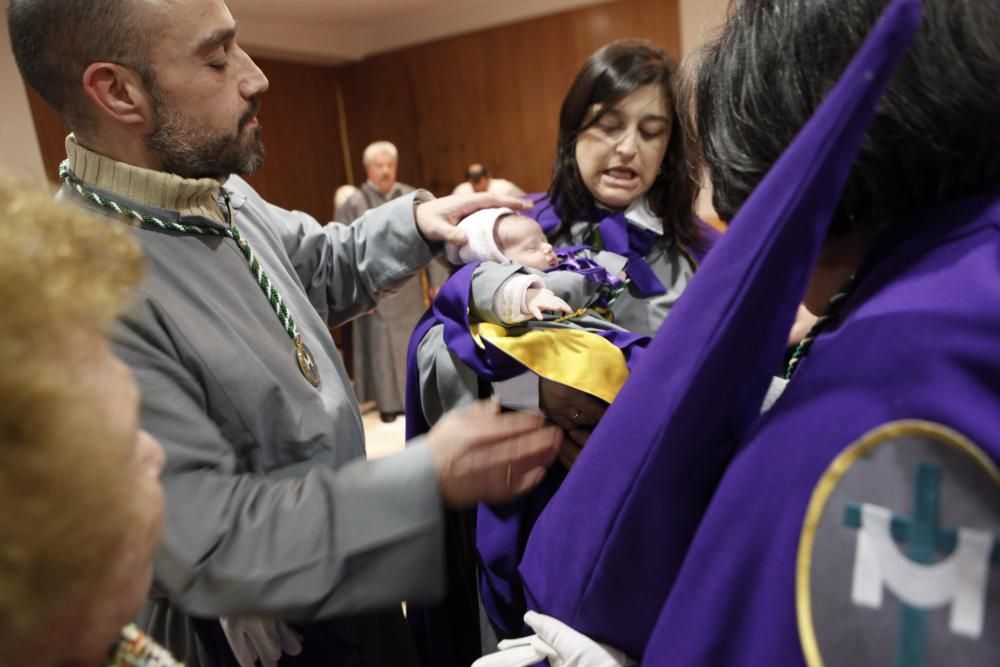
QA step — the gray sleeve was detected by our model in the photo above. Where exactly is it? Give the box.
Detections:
[113,308,445,619]
[468,261,529,325]
[416,323,480,425]
[333,191,365,224]
[541,271,600,309]
[592,250,628,276]
[277,192,438,327]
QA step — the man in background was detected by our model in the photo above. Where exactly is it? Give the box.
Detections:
[452,163,525,198]
[336,141,448,422]
[335,141,413,221]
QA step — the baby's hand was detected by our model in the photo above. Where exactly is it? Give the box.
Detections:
[525,287,572,320]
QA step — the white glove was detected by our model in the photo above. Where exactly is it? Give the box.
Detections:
[471,611,635,667]
[219,617,303,667]
[471,634,548,667]
[525,611,635,667]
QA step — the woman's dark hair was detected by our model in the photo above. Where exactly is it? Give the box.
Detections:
[694,0,1000,237]
[547,39,704,253]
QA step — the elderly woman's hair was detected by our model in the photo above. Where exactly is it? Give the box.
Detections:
[547,39,703,252]
[694,0,1000,236]
[0,177,144,650]
[362,141,399,166]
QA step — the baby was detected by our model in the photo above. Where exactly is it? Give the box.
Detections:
[446,208,628,325]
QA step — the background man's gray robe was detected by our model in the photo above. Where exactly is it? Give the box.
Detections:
[336,181,448,416]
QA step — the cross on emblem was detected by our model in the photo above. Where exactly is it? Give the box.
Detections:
[844,463,1000,667]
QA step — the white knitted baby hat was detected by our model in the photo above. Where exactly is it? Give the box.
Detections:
[445,207,513,265]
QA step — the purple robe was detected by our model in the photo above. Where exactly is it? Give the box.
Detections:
[642,188,1000,664]
[516,0,930,659]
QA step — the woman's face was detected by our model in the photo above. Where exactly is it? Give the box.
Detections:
[60,337,166,665]
[574,83,672,210]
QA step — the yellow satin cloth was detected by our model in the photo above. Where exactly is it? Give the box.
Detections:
[472,322,630,404]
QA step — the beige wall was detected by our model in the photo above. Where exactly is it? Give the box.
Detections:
[678,0,729,57]
[0,26,47,187]
[679,0,730,226]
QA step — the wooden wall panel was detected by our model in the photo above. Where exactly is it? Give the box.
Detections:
[336,0,681,196]
[24,84,70,183]
[334,54,425,195]
[240,57,347,221]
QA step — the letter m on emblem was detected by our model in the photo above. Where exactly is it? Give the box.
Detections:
[845,463,1000,666]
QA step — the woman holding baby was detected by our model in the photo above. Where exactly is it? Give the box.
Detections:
[407,39,716,665]
[531,39,716,337]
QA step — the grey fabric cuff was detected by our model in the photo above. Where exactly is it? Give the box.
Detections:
[410,189,444,253]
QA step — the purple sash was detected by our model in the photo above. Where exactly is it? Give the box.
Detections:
[529,200,664,296]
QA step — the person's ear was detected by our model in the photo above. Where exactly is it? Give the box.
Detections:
[81,62,155,130]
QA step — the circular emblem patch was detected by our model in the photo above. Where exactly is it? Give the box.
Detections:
[797,420,1000,666]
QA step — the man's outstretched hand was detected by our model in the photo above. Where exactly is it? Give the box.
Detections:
[414,193,532,246]
[427,400,562,506]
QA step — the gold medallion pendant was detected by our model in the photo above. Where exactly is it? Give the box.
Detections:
[295,336,321,387]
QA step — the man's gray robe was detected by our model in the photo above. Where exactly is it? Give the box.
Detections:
[66,173,445,666]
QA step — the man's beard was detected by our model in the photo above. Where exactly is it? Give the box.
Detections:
[144,91,266,180]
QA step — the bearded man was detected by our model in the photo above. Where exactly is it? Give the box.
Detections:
[6,1,561,665]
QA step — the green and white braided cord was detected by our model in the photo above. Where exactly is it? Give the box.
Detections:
[59,160,300,342]
[785,277,855,380]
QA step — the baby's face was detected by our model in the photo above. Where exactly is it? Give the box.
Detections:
[496,215,558,269]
